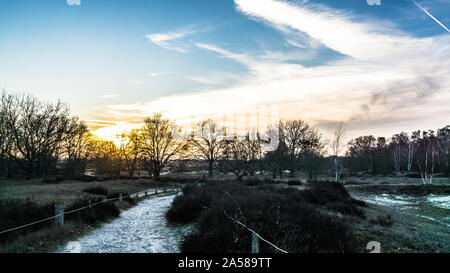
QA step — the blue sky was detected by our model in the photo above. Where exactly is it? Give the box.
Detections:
[0,0,449,140]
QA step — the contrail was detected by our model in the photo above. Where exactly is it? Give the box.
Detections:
[412,0,450,32]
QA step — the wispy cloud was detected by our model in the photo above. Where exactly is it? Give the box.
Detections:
[186,71,244,86]
[149,72,175,77]
[146,27,196,53]
[93,0,450,140]
[194,42,252,64]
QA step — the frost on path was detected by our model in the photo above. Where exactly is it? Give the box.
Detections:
[57,194,192,253]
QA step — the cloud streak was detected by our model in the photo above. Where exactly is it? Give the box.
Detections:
[412,0,450,32]
[146,27,196,52]
[91,0,450,140]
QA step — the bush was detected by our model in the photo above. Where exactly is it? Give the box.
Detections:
[77,175,98,182]
[82,186,108,195]
[287,180,302,186]
[305,181,366,217]
[0,199,54,243]
[155,177,200,183]
[369,215,393,227]
[0,196,123,249]
[42,177,64,184]
[244,178,262,186]
[168,181,363,253]
[405,173,422,178]
[107,191,136,205]
[166,184,213,223]
[263,178,279,184]
[166,195,205,224]
[65,198,120,224]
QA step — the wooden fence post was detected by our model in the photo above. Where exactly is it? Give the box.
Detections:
[251,232,260,253]
[55,205,64,227]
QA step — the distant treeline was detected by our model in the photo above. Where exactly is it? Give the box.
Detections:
[1,91,449,183]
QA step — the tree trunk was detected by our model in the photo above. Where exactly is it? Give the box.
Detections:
[334,157,339,182]
[208,160,214,177]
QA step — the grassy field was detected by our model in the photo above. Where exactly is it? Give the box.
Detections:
[0,178,176,205]
[164,175,450,253]
[0,177,180,253]
[1,173,448,253]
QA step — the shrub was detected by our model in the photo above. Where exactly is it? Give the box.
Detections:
[107,191,136,205]
[244,178,262,186]
[263,178,278,184]
[306,181,366,217]
[0,199,54,243]
[287,180,302,186]
[42,177,64,184]
[369,215,393,227]
[0,197,122,248]
[168,181,363,253]
[155,177,200,183]
[82,186,108,195]
[405,173,422,178]
[166,184,213,223]
[77,175,98,182]
[65,198,120,224]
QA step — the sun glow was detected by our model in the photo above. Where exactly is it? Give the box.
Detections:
[92,122,143,145]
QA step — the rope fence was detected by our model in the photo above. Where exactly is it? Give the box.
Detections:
[1,183,288,254]
[0,186,181,235]
[223,210,288,253]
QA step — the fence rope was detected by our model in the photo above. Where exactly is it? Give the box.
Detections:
[1,185,288,254]
[176,187,288,254]
[223,210,288,254]
[0,187,179,235]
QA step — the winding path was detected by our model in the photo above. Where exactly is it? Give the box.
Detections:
[57,194,192,253]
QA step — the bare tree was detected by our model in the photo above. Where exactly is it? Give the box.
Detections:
[2,93,70,177]
[0,91,16,177]
[139,113,188,178]
[330,123,346,182]
[437,126,450,176]
[62,117,91,177]
[118,129,142,177]
[390,132,408,172]
[218,134,261,182]
[406,130,420,172]
[88,136,120,176]
[190,119,223,176]
[347,135,376,173]
[278,119,311,177]
[416,130,439,184]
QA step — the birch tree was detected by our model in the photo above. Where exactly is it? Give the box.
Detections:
[406,130,420,172]
[390,132,408,172]
[416,131,439,184]
[330,123,345,182]
[437,126,450,176]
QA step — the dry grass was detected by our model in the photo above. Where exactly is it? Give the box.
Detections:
[0,178,171,206]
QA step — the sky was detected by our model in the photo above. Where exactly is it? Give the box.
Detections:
[0,0,449,142]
